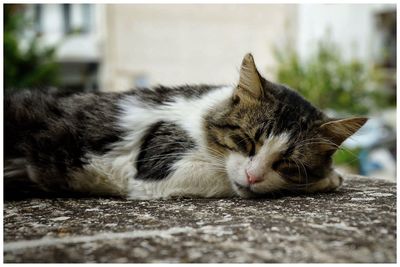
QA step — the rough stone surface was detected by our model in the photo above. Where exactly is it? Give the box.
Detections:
[3,175,396,263]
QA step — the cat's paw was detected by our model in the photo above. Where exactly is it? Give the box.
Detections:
[306,171,344,193]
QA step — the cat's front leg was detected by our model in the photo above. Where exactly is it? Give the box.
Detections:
[127,156,235,199]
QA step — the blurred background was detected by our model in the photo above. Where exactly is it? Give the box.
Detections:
[4,4,396,181]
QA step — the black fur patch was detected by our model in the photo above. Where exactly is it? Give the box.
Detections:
[135,121,196,181]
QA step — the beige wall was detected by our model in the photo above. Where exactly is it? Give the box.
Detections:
[100,4,297,91]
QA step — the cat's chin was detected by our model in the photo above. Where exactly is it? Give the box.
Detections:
[231,175,289,198]
[232,182,261,198]
[233,185,254,198]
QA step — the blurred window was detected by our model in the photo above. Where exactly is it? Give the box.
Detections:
[81,4,91,33]
[375,10,396,69]
[34,4,42,33]
[63,4,71,34]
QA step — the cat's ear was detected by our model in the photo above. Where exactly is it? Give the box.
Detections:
[319,117,368,146]
[236,53,263,99]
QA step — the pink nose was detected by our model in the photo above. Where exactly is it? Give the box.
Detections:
[246,170,263,184]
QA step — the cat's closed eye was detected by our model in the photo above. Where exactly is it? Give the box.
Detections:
[229,132,255,156]
[273,159,302,181]
[211,122,257,156]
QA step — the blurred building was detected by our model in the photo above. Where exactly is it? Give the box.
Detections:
[24,4,103,91]
[100,4,297,91]
[23,3,395,92]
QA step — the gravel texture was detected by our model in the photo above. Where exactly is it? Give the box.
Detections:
[3,175,396,263]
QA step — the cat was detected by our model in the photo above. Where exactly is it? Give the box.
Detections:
[4,53,367,200]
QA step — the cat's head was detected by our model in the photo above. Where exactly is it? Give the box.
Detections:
[205,53,367,198]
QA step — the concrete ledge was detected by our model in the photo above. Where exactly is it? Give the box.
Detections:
[3,175,396,263]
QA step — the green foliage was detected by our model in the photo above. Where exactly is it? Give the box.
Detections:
[4,5,59,89]
[333,147,361,170]
[274,38,394,115]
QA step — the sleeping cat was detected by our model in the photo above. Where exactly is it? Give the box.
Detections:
[4,53,367,199]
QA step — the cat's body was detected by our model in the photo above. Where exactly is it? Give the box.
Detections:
[4,54,366,199]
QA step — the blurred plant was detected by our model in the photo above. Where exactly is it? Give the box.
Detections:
[4,4,59,89]
[273,38,395,115]
[334,147,361,170]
